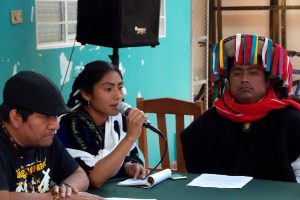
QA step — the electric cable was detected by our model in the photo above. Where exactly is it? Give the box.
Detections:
[60,39,76,92]
[143,128,168,179]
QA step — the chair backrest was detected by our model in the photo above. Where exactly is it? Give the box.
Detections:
[293,69,300,98]
[136,97,204,172]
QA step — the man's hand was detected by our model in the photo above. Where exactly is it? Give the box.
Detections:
[74,192,104,200]
[124,162,146,179]
[51,183,78,198]
[0,190,104,200]
[52,191,104,200]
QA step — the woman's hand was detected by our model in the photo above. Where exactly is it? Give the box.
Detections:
[125,108,147,142]
[124,162,146,179]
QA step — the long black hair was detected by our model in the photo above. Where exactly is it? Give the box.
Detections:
[67,60,122,109]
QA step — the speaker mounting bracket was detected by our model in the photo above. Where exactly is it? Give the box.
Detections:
[109,47,120,68]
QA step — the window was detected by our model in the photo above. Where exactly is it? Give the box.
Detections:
[36,0,77,49]
[35,0,166,49]
[159,0,166,37]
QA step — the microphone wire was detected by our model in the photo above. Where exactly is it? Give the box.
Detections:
[116,102,169,178]
[143,128,168,179]
[60,39,76,92]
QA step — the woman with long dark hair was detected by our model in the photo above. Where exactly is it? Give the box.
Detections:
[57,60,147,188]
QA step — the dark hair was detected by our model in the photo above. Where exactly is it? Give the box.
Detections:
[67,60,122,109]
[0,103,33,122]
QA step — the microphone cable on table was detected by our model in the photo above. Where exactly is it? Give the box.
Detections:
[143,127,168,180]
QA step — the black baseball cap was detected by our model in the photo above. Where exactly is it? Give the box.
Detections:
[2,71,70,116]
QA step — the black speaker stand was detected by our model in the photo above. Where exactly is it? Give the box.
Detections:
[109,47,119,68]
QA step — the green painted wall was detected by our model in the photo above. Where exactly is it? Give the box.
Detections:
[0,0,191,167]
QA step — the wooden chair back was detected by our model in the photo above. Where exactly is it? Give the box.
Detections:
[136,97,203,172]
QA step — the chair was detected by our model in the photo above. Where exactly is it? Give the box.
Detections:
[294,81,300,97]
[136,97,204,172]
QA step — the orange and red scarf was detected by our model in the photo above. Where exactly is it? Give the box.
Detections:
[214,88,300,123]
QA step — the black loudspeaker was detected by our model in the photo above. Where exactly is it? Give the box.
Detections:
[76,0,161,48]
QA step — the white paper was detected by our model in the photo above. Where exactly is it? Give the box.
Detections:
[187,173,253,189]
[118,179,149,187]
[291,157,300,183]
[118,169,172,188]
[149,169,172,185]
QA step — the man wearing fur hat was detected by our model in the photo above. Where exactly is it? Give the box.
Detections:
[0,71,102,199]
[181,34,300,182]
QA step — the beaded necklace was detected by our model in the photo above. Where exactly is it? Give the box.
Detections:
[1,122,40,192]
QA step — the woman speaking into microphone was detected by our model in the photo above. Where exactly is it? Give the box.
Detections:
[57,60,147,188]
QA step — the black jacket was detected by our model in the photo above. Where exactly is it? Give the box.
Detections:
[181,107,300,182]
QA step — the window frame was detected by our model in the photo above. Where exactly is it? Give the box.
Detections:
[159,0,166,38]
[35,0,78,50]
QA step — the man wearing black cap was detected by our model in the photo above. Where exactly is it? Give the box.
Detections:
[0,71,102,199]
[181,34,300,182]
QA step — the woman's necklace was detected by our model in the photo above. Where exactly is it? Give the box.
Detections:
[1,123,39,192]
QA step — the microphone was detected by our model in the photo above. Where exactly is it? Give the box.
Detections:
[117,102,163,136]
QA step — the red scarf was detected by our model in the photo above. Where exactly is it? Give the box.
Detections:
[214,88,300,123]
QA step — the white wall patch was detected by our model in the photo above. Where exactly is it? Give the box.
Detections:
[79,45,85,51]
[74,64,84,77]
[59,52,72,85]
[123,86,127,95]
[137,91,142,98]
[31,6,34,23]
[13,64,18,75]
[141,59,145,67]
[119,62,125,75]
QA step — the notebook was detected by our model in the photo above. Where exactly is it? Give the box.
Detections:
[117,169,172,188]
